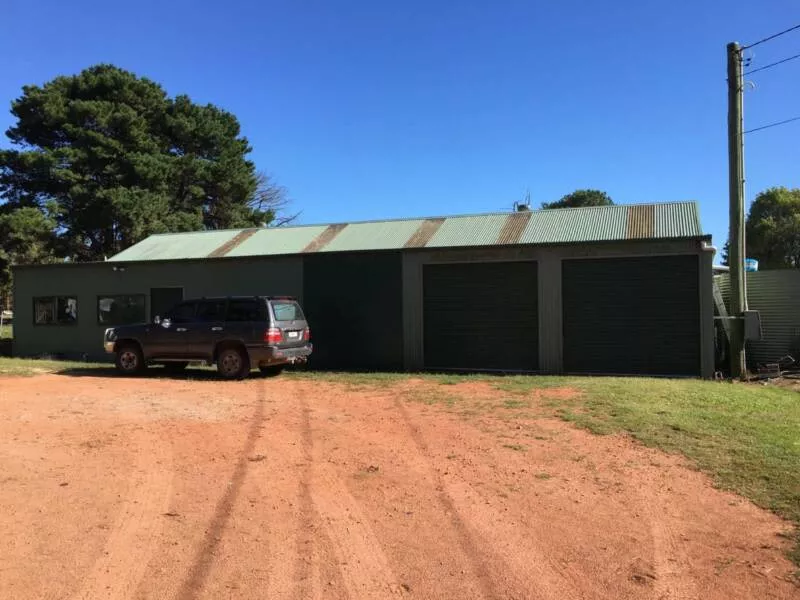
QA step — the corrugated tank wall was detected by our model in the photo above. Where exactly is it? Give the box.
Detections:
[715,270,800,365]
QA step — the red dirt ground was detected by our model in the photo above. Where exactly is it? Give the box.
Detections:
[0,373,796,599]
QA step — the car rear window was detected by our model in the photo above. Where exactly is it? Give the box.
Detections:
[226,299,262,322]
[271,301,305,322]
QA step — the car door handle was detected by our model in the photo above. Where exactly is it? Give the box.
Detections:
[211,327,223,332]
[176,327,188,332]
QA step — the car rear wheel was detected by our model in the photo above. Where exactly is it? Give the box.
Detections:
[115,344,145,375]
[259,365,284,377]
[217,347,250,380]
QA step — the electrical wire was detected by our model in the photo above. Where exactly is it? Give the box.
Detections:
[743,51,800,75]
[744,115,800,134]
[743,23,800,49]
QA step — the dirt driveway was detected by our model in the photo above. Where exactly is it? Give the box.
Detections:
[0,373,796,599]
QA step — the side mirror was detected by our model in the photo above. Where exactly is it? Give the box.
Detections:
[154,315,161,325]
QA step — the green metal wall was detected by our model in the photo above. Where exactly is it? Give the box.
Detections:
[302,252,403,370]
[562,255,701,375]
[13,256,303,360]
[716,270,800,366]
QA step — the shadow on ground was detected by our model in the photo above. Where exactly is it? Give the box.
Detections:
[55,366,279,381]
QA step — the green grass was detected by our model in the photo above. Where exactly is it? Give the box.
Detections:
[0,357,107,377]
[495,375,800,565]
[294,371,800,565]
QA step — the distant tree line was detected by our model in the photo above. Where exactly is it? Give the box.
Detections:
[0,64,294,308]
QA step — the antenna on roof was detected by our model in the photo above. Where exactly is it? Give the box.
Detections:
[513,189,531,212]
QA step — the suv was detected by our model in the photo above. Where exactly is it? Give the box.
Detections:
[103,296,312,379]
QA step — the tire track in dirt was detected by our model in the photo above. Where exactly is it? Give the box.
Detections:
[293,400,318,600]
[174,380,267,600]
[634,474,700,599]
[393,398,498,599]
[68,428,173,600]
[294,386,404,599]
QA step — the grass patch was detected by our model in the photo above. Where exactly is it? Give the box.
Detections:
[0,357,107,377]
[496,375,800,565]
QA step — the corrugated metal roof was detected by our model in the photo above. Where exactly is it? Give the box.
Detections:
[108,201,705,262]
[226,225,328,257]
[520,204,628,243]
[109,229,242,261]
[426,214,509,247]
[655,202,702,238]
[322,219,425,252]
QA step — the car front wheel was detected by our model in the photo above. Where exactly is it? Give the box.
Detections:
[217,347,249,380]
[115,344,145,375]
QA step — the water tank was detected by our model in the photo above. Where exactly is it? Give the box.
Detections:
[745,258,759,272]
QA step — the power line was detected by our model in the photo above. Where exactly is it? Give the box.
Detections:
[744,115,800,134]
[743,23,800,49]
[743,51,800,75]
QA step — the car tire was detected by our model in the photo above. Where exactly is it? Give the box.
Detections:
[115,343,145,375]
[259,365,284,377]
[162,362,188,374]
[217,346,250,380]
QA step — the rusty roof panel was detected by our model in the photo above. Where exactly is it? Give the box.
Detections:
[496,212,533,245]
[302,223,348,253]
[207,228,259,258]
[405,218,446,248]
[225,225,328,257]
[322,219,424,252]
[626,205,655,239]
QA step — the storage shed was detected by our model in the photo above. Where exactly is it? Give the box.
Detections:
[13,202,715,376]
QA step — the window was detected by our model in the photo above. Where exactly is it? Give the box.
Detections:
[34,296,78,325]
[196,299,227,322]
[271,301,304,322]
[98,295,146,326]
[226,299,261,322]
[164,301,197,324]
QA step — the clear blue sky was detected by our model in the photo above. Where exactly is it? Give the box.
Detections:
[3,1,800,259]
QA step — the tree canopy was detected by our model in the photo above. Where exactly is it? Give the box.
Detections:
[541,189,614,209]
[0,64,291,304]
[745,187,800,269]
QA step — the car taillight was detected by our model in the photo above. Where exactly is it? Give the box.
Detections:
[303,328,311,341]
[264,328,282,344]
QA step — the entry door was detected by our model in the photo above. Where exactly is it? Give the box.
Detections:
[150,287,184,321]
[423,261,538,371]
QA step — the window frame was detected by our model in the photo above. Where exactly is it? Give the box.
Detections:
[32,296,79,326]
[96,294,147,326]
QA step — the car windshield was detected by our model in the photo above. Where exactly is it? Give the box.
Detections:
[271,301,304,322]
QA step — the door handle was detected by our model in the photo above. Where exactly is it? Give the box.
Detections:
[176,327,188,332]
[211,327,223,332]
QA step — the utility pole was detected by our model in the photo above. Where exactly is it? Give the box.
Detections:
[727,41,748,379]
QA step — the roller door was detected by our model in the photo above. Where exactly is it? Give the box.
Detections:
[562,255,700,375]
[423,261,538,371]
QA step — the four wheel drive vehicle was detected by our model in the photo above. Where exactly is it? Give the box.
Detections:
[104,296,312,379]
